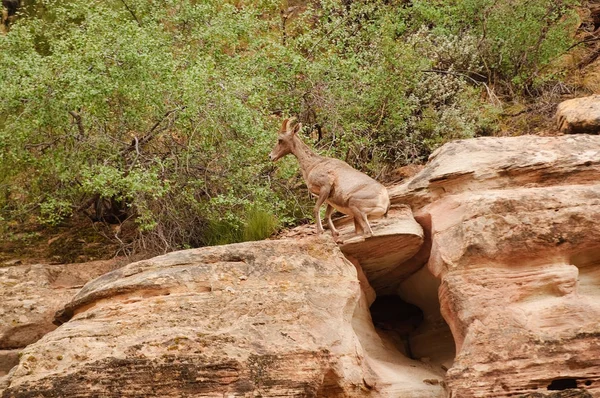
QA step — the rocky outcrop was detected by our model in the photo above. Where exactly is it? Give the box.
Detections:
[0,259,125,395]
[391,134,600,397]
[390,134,600,209]
[1,237,445,398]
[3,134,600,398]
[277,205,427,293]
[0,259,121,387]
[337,206,424,292]
[556,95,600,134]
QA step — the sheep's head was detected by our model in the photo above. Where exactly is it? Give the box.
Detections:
[269,117,302,161]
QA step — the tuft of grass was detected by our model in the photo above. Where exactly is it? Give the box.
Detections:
[242,208,278,242]
[204,208,278,246]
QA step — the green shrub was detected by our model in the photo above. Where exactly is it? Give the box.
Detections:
[408,0,580,90]
[0,0,577,253]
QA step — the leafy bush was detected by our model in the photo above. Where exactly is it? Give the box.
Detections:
[0,0,577,253]
[408,0,580,89]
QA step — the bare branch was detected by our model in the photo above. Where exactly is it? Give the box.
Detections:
[127,136,140,173]
[122,106,186,155]
[577,45,600,69]
[68,110,85,138]
[118,0,141,26]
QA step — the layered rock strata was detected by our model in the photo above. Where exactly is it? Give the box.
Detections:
[0,261,119,351]
[337,205,424,291]
[3,134,600,398]
[391,135,600,397]
[2,237,445,398]
[0,260,120,390]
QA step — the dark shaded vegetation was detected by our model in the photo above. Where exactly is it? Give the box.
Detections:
[0,0,588,257]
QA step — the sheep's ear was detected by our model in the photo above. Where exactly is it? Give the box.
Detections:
[293,122,302,135]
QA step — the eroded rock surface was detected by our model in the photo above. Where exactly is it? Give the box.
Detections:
[390,134,600,209]
[392,134,600,397]
[0,261,119,351]
[0,259,121,391]
[2,236,445,398]
[556,95,600,134]
[337,205,424,292]
[3,134,600,398]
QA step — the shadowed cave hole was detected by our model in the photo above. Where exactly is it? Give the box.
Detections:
[369,295,424,359]
[547,378,578,390]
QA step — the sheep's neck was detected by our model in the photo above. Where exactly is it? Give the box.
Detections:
[292,135,322,180]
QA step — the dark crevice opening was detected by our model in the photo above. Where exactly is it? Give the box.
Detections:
[369,295,424,359]
[547,378,578,390]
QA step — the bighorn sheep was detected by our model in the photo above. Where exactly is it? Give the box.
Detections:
[269,117,390,241]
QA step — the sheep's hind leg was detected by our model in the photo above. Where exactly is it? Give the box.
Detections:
[350,206,373,238]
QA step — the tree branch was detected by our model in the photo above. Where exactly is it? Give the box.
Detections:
[68,110,85,138]
[565,35,600,52]
[122,106,187,155]
[118,0,141,26]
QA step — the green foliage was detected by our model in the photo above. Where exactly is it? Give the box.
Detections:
[204,207,277,246]
[0,0,577,252]
[408,0,579,88]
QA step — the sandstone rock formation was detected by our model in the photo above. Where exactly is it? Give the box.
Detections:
[0,261,119,348]
[2,237,445,398]
[2,134,600,398]
[556,95,600,134]
[391,134,600,397]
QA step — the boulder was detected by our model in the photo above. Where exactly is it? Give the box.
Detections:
[556,95,600,134]
[391,134,600,397]
[2,236,445,398]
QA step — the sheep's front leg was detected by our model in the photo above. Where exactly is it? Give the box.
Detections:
[314,186,331,234]
[325,204,340,241]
